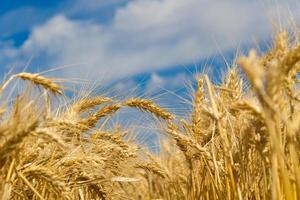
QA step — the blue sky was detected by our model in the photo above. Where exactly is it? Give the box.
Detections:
[0,0,299,93]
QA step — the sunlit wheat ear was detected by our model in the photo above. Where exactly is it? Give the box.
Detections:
[71,96,112,113]
[237,50,265,92]
[166,122,211,162]
[260,32,288,69]
[282,43,300,71]
[263,32,290,108]
[282,41,300,101]
[191,77,204,136]
[224,67,243,100]
[81,104,122,128]
[274,31,288,58]
[284,62,300,101]
[16,72,63,95]
[136,154,170,179]
[123,98,174,120]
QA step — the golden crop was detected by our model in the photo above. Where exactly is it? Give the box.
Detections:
[0,31,300,199]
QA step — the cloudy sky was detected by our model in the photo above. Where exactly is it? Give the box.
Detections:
[0,0,299,88]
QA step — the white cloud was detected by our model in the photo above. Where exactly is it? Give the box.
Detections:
[145,72,190,93]
[1,0,300,81]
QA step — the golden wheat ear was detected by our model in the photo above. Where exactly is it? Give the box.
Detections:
[16,73,63,95]
[70,96,112,113]
[123,98,174,120]
[0,72,63,95]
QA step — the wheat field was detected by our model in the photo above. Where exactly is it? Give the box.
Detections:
[0,31,300,200]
